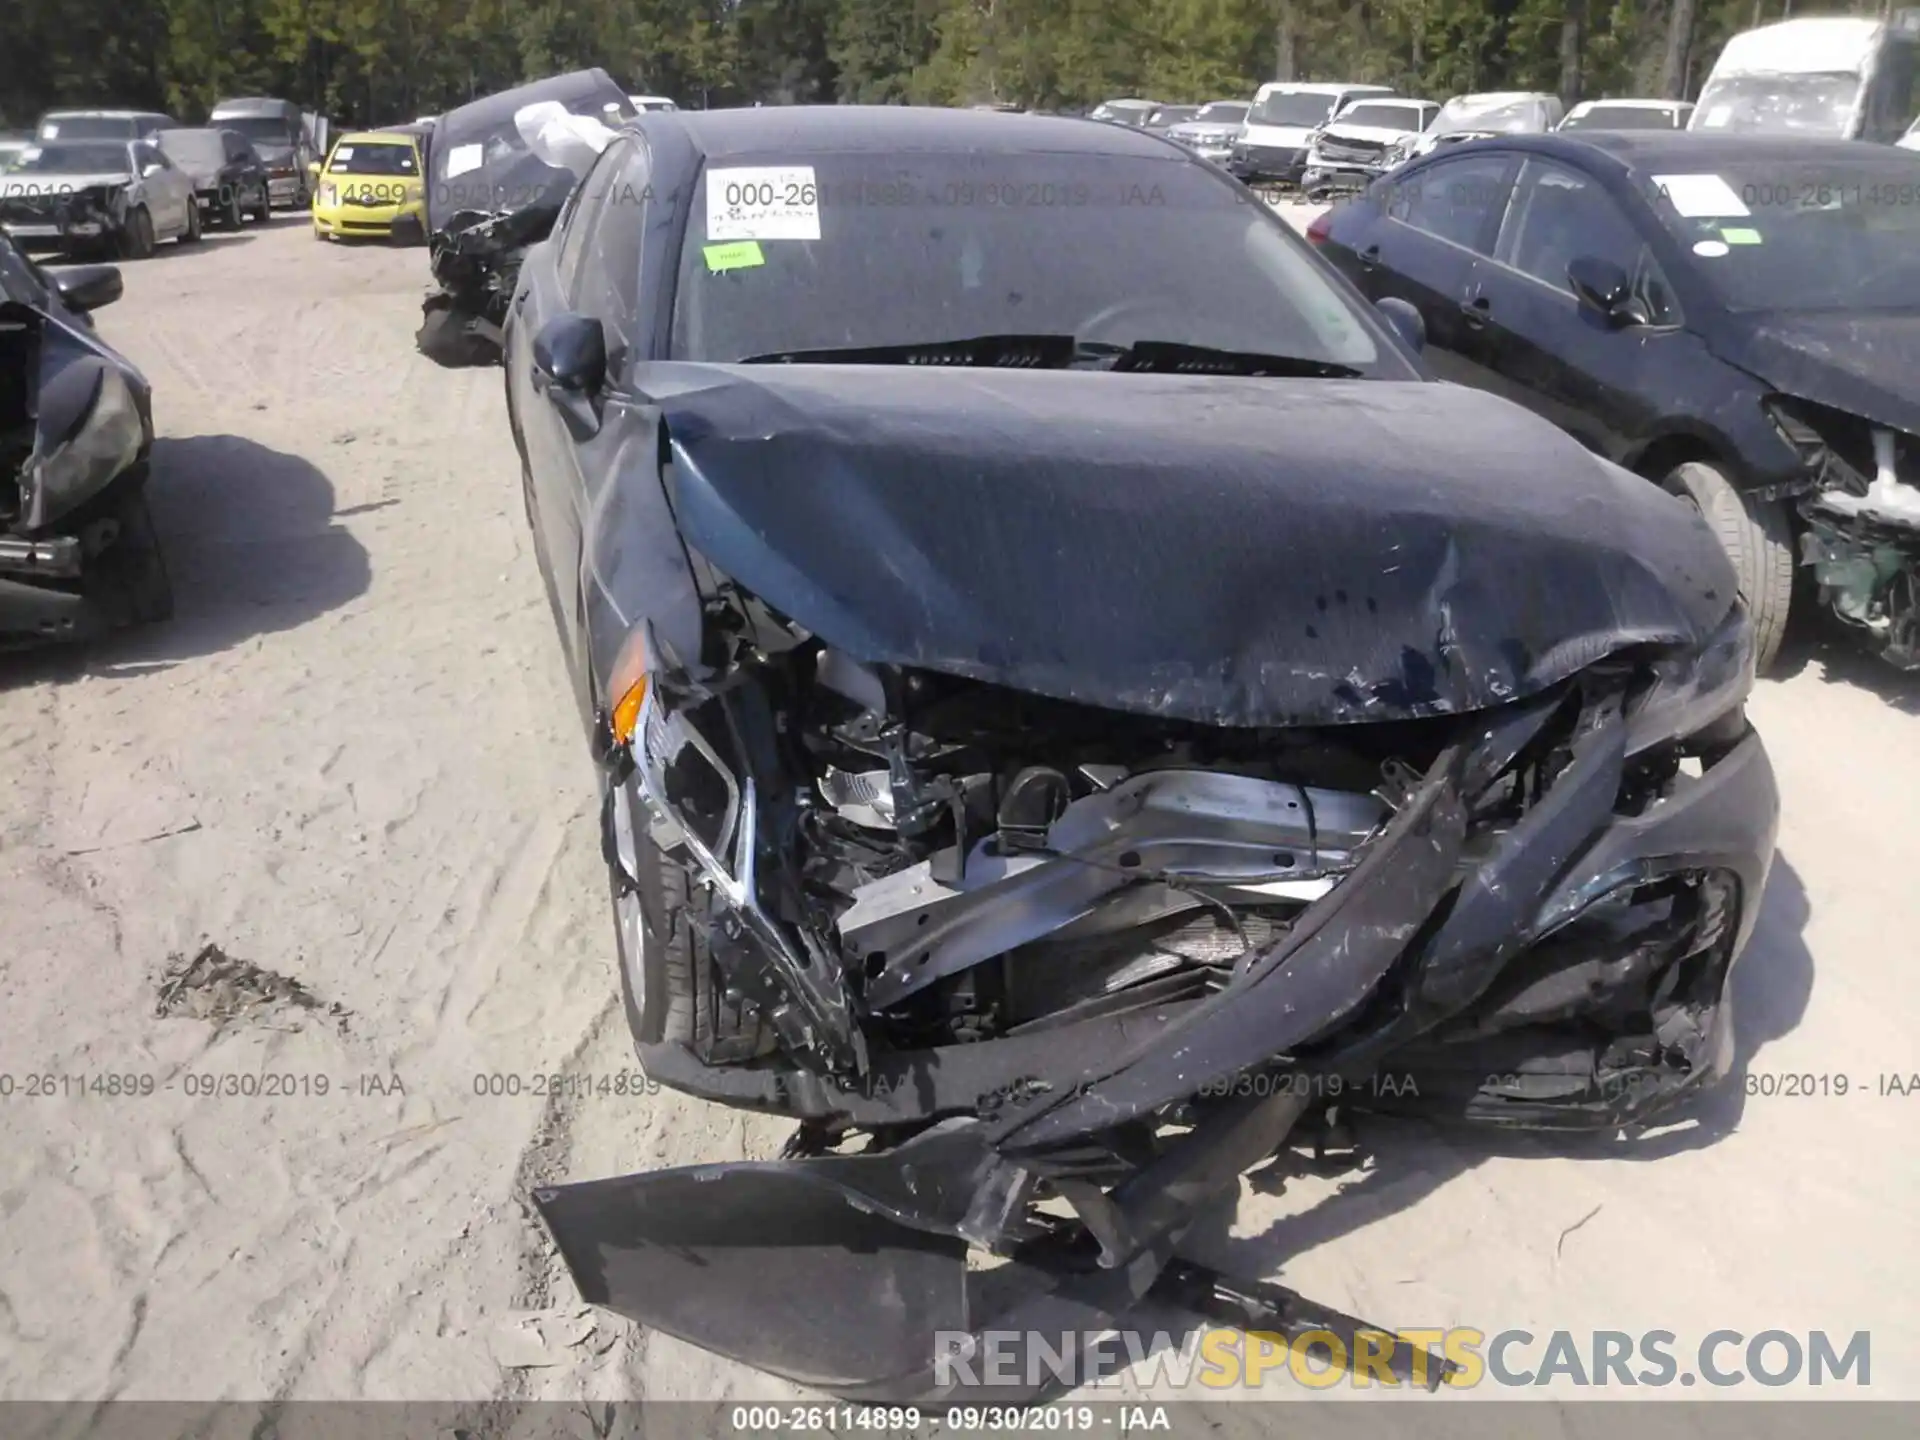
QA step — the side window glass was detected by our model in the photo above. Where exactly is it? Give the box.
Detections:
[554,138,628,301]
[575,139,652,352]
[1384,154,1514,252]
[1498,159,1651,296]
[132,143,162,172]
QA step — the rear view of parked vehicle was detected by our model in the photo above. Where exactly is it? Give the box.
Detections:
[155,127,271,229]
[1,231,171,647]
[0,138,199,258]
[1314,131,1920,672]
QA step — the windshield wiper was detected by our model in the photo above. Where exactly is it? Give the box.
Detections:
[735,333,1362,378]
[738,334,1081,366]
[1090,340,1363,378]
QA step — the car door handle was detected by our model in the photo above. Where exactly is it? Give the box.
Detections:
[1460,295,1491,327]
[1359,244,1380,269]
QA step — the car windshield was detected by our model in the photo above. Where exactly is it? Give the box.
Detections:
[38,115,136,140]
[1562,104,1682,131]
[670,152,1392,373]
[1337,103,1426,130]
[1691,72,1863,135]
[328,142,417,176]
[1645,157,1920,310]
[1149,107,1197,127]
[1432,97,1546,135]
[1247,91,1340,126]
[10,141,130,174]
[158,131,226,167]
[1091,102,1154,123]
[1193,103,1248,125]
[218,116,296,143]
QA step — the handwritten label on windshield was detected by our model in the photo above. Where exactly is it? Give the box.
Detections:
[706,166,820,241]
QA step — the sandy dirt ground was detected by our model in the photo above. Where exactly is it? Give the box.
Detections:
[1,209,1916,1409]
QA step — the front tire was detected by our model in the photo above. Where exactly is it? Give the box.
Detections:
[608,780,775,1062]
[223,189,243,229]
[181,202,202,244]
[90,489,174,626]
[118,206,155,260]
[1669,460,1794,671]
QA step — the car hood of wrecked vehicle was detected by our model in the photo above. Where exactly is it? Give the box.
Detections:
[1715,310,1920,440]
[635,365,1736,728]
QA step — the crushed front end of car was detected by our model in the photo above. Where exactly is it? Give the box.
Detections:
[530,372,1779,1403]
[1,287,168,648]
[1767,395,1920,667]
[417,80,626,368]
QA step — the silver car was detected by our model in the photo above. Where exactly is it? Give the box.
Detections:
[0,137,199,257]
[1163,100,1250,163]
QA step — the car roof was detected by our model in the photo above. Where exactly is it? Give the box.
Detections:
[333,130,419,145]
[661,105,1189,161]
[157,127,226,138]
[41,109,169,118]
[1506,130,1917,167]
[1571,98,1690,110]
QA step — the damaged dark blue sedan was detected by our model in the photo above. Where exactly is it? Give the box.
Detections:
[500,106,1779,1403]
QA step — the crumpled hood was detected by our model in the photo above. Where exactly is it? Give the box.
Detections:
[1318,121,1423,145]
[1716,311,1920,438]
[0,173,131,196]
[643,365,1734,728]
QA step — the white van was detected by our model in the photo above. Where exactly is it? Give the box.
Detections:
[1689,12,1920,141]
[1228,82,1394,184]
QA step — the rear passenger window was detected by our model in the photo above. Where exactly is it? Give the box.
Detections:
[1385,153,1514,252]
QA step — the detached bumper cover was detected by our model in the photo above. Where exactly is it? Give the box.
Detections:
[536,691,1777,1401]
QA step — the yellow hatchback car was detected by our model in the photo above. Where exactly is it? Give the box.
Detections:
[311,131,426,242]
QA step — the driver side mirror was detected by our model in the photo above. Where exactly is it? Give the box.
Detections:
[54,263,123,313]
[1567,255,1646,327]
[532,312,608,440]
[1374,297,1425,353]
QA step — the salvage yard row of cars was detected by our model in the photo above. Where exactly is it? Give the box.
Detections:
[0,98,321,257]
[1099,12,1920,200]
[3,15,1920,1401]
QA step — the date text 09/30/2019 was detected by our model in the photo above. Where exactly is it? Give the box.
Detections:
[724,1405,1171,1432]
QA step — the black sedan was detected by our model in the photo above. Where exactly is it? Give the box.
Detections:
[504,105,1776,1403]
[1312,131,1920,671]
[154,126,272,228]
[1,232,170,647]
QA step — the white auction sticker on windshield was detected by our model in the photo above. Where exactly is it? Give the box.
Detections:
[706,166,820,241]
[444,143,483,179]
[1652,173,1750,218]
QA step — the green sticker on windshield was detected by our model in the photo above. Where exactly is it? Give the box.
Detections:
[1720,227,1762,245]
[704,240,765,272]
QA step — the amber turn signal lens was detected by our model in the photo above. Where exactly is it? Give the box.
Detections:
[607,628,649,746]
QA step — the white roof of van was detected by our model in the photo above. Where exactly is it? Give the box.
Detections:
[1713,17,1883,75]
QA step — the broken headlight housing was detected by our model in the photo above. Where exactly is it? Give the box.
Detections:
[1624,601,1754,757]
[20,359,143,531]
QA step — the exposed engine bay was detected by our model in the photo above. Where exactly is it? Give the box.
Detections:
[1777,397,1920,666]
